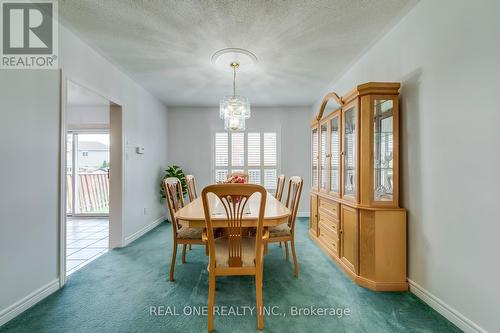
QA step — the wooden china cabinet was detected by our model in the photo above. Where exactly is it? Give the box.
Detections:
[309,82,407,291]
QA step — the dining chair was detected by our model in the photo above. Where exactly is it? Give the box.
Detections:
[186,174,198,202]
[201,184,268,332]
[274,174,285,248]
[227,172,249,183]
[163,177,205,281]
[266,176,303,277]
[275,174,285,201]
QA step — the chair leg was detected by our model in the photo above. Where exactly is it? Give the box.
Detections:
[169,241,178,282]
[264,241,268,255]
[182,244,187,264]
[284,241,290,261]
[279,241,282,248]
[256,268,264,330]
[208,273,216,332]
[189,244,192,250]
[291,239,299,277]
[205,244,209,256]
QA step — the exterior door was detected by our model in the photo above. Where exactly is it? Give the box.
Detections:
[67,131,110,216]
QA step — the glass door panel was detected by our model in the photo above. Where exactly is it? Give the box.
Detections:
[76,133,110,215]
[343,107,356,198]
[311,127,319,189]
[330,116,340,194]
[373,99,394,201]
[320,122,328,191]
[66,133,73,215]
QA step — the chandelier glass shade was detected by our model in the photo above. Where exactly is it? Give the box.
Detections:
[224,112,246,131]
[219,62,250,131]
[219,95,251,119]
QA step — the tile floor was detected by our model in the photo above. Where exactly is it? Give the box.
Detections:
[66,218,109,275]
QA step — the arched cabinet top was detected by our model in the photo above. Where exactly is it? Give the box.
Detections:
[315,92,342,121]
[314,82,400,121]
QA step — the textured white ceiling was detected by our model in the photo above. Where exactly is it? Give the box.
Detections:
[59,0,414,107]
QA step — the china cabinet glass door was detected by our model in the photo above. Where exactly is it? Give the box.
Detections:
[311,126,319,189]
[320,122,328,192]
[373,99,394,202]
[330,115,340,195]
[343,107,356,199]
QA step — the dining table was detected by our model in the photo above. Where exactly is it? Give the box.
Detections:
[175,192,291,228]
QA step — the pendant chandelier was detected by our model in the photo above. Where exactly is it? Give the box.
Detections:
[219,62,251,131]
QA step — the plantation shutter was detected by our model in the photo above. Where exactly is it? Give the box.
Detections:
[247,133,260,166]
[231,132,244,167]
[263,133,277,166]
[215,132,228,182]
[214,131,279,190]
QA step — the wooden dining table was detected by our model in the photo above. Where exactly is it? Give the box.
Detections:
[176,192,290,228]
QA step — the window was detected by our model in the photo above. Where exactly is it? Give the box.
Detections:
[214,131,279,190]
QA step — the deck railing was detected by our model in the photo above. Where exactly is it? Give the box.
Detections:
[67,173,109,214]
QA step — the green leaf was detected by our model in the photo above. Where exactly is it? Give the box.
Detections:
[160,164,188,198]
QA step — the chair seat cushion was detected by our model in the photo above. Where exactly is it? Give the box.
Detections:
[269,223,291,237]
[177,227,203,239]
[214,237,256,267]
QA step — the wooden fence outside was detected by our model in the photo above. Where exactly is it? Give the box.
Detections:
[67,173,109,214]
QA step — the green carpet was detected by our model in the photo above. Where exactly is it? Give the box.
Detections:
[1,218,460,332]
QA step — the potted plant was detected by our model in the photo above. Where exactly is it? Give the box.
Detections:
[160,165,187,198]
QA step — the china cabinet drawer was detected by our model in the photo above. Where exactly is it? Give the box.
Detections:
[319,215,339,235]
[318,198,339,218]
[319,220,338,240]
[318,233,339,257]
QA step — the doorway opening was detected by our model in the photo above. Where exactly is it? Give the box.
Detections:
[62,80,123,277]
[65,131,110,274]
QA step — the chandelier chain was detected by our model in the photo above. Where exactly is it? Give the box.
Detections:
[231,62,239,97]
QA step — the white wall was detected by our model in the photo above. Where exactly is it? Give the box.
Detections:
[59,25,169,241]
[0,71,60,320]
[315,0,500,332]
[67,105,109,128]
[0,24,169,325]
[168,107,310,214]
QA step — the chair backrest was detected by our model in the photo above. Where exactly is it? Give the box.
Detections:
[275,174,285,201]
[284,176,303,232]
[185,174,198,202]
[201,184,267,268]
[227,172,249,183]
[163,177,185,234]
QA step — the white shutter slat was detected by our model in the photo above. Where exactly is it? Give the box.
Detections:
[247,132,260,166]
[215,169,228,183]
[263,132,277,166]
[263,169,277,189]
[231,132,244,167]
[215,132,228,166]
[248,169,261,184]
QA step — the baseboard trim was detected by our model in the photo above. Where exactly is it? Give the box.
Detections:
[123,216,166,246]
[408,279,486,333]
[0,279,59,327]
[297,211,309,218]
